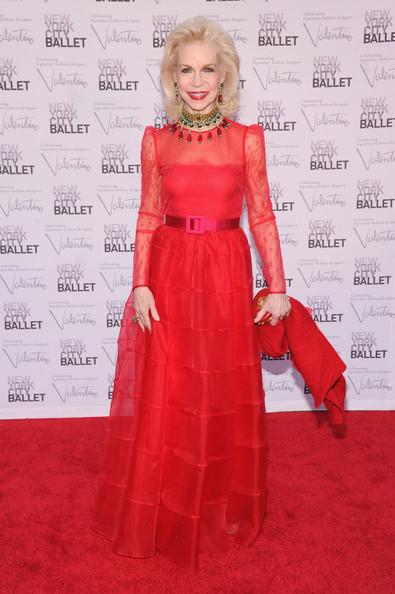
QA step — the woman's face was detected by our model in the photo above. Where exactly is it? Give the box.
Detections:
[174,40,225,115]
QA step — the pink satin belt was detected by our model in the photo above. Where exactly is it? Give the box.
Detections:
[165,213,240,234]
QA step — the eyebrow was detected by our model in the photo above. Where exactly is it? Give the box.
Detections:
[179,63,216,67]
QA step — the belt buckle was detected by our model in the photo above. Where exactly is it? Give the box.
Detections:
[186,214,205,234]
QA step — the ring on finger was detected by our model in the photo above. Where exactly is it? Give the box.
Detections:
[259,312,273,325]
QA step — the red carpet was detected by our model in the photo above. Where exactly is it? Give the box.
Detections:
[1,411,394,593]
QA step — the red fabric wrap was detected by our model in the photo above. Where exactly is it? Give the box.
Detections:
[253,289,347,425]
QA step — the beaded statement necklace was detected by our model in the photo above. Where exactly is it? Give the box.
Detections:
[168,106,231,144]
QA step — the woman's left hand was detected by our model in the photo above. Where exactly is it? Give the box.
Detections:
[254,293,291,326]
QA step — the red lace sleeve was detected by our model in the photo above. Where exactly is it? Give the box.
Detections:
[132,126,163,291]
[244,124,286,293]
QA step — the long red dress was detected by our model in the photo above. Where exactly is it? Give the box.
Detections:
[92,118,286,571]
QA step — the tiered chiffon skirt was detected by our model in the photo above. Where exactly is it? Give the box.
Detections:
[92,223,269,571]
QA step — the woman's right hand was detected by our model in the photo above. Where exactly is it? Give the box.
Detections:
[132,286,160,333]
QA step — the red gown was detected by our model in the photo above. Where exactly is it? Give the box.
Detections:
[92,118,286,571]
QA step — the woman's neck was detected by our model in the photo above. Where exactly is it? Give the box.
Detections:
[176,104,224,131]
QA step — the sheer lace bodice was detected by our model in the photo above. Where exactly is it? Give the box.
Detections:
[132,119,286,293]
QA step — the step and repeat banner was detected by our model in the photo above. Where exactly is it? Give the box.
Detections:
[1,0,394,419]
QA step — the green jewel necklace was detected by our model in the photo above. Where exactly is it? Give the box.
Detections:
[168,106,231,144]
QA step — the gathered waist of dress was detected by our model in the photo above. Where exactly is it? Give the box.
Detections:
[164,213,240,235]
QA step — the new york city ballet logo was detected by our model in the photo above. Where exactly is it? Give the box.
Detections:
[4,302,43,331]
[308,219,346,249]
[356,179,394,210]
[0,58,30,91]
[306,295,343,323]
[312,56,352,88]
[0,144,34,175]
[258,13,298,46]
[104,224,133,253]
[363,10,395,44]
[53,185,93,215]
[60,339,98,367]
[0,225,39,255]
[106,300,124,328]
[270,182,294,212]
[98,58,139,91]
[44,14,87,48]
[310,140,349,171]
[353,257,392,286]
[7,376,45,404]
[360,97,394,129]
[49,103,90,135]
[57,264,96,293]
[101,144,140,174]
[257,101,296,132]
[152,15,177,48]
[153,103,169,129]
[350,332,387,360]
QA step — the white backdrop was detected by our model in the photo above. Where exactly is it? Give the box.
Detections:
[1,0,394,419]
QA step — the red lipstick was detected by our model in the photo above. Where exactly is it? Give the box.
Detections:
[187,92,209,101]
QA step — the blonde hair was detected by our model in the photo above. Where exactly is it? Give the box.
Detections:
[160,15,240,121]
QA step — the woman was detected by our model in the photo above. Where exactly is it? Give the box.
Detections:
[92,15,291,572]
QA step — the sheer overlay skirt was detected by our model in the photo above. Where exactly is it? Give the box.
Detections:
[92,224,269,571]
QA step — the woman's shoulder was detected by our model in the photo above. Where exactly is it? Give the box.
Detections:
[143,122,171,134]
[242,121,263,134]
[139,123,169,148]
[227,119,263,140]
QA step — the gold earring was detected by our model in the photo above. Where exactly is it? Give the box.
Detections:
[174,81,180,101]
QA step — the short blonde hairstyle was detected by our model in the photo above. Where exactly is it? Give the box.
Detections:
[160,15,240,121]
